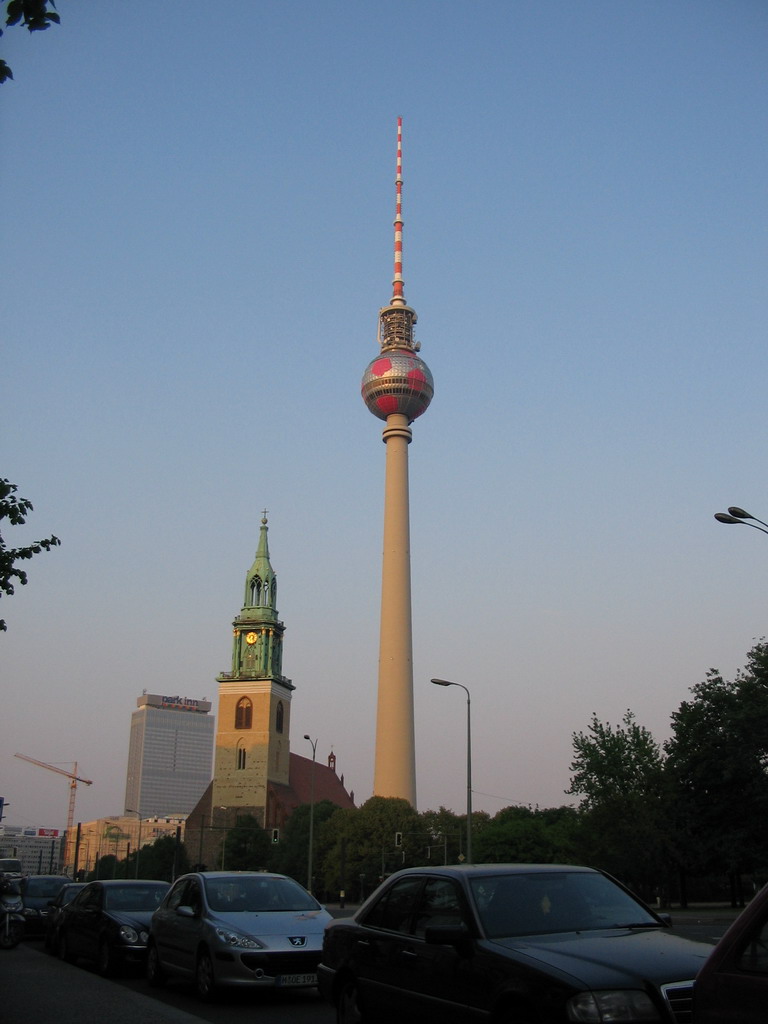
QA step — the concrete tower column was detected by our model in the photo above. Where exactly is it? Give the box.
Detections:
[375,413,416,803]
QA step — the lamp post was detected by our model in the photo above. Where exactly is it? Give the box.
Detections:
[431,678,472,864]
[303,735,318,893]
[715,507,768,537]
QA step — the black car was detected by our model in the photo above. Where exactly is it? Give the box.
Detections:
[692,882,768,1023]
[20,875,71,938]
[318,864,712,1023]
[43,882,85,952]
[57,879,169,976]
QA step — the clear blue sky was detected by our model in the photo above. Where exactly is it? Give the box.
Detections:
[3,1,767,831]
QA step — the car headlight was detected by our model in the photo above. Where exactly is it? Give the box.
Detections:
[118,925,141,944]
[213,926,264,949]
[567,990,660,1022]
[23,908,39,918]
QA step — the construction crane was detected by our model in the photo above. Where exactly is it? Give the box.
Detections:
[14,753,93,833]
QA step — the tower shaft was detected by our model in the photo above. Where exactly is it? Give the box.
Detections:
[374,414,416,804]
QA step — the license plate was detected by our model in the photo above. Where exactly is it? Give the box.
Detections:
[276,972,317,987]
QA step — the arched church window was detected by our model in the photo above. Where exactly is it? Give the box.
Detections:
[250,575,262,605]
[235,697,252,730]
[237,744,247,770]
[276,701,284,734]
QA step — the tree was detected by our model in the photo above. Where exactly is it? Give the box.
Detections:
[273,800,339,890]
[474,805,581,866]
[568,710,665,809]
[665,642,768,896]
[0,478,60,630]
[567,711,670,899]
[316,797,421,902]
[1,1,61,84]
[122,834,189,882]
[219,814,270,871]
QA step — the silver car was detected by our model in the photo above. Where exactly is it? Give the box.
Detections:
[147,871,332,1000]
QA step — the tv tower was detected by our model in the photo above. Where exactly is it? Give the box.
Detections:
[362,118,434,806]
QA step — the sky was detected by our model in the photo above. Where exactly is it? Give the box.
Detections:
[2,1,767,834]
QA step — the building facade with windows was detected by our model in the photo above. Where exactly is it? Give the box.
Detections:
[210,513,294,814]
[124,693,215,818]
[186,516,354,869]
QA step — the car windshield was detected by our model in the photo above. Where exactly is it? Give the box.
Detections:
[204,875,319,913]
[104,884,168,912]
[24,877,68,898]
[470,871,659,938]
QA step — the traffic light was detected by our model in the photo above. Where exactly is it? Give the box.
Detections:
[271,828,280,844]
[395,831,403,847]
[0,797,4,822]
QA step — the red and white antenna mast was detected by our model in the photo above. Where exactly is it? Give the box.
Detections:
[392,115,405,306]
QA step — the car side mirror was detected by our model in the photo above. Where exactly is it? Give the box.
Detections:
[424,923,472,955]
[177,905,196,918]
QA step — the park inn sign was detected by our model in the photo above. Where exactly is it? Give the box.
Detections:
[136,693,212,714]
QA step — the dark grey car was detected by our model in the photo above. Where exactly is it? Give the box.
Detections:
[57,879,169,975]
[319,864,713,1023]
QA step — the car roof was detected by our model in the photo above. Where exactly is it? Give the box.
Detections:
[23,874,70,882]
[383,864,598,879]
[89,878,168,887]
[181,871,293,881]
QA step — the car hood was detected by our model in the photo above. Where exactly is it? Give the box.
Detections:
[491,929,712,988]
[208,908,332,936]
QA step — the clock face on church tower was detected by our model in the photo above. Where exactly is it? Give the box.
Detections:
[245,631,258,645]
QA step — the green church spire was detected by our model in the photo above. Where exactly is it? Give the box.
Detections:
[222,512,292,686]
[243,511,278,618]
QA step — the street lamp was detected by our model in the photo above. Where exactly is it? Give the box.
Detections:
[431,678,472,864]
[715,507,768,537]
[304,735,318,893]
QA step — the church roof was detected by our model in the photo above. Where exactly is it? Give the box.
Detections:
[269,752,355,816]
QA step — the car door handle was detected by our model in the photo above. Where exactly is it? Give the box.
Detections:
[400,948,418,959]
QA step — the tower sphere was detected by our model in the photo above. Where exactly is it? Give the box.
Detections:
[361,348,434,422]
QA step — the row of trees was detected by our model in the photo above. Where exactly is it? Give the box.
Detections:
[568,641,768,905]
[94,642,768,908]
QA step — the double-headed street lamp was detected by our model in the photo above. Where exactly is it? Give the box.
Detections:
[431,678,472,864]
[304,735,318,894]
[715,506,768,537]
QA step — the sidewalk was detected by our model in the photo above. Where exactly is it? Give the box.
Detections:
[0,942,205,1024]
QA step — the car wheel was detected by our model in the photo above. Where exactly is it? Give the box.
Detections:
[0,923,23,949]
[337,978,365,1024]
[146,942,167,987]
[97,938,117,977]
[58,930,76,963]
[195,948,216,1001]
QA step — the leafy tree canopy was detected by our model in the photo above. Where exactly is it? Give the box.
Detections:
[1,1,60,84]
[0,478,60,631]
[665,641,768,874]
[220,814,271,872]
[567,710,665,809]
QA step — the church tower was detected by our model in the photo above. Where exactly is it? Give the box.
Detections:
[211,513,294,823]
[362,119,434,805]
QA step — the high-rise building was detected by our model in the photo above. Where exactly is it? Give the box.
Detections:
[361,118,434,806]
[123,693,214,817]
